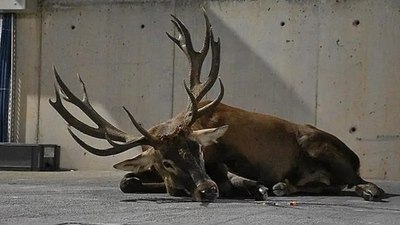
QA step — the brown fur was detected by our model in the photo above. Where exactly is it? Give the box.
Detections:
[162,101,385,200]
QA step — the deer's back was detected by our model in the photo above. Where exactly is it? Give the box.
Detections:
[196,102,360,185]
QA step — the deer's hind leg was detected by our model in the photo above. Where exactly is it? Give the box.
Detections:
[272,180,345,196]
[272,168,345,197]
[317,156,385,200]
[299,133,385,201]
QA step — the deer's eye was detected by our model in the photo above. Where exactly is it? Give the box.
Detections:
[162,160,174,169]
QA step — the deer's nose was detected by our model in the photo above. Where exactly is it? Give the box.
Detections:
[193,181,219,202]
[200,185,218,200]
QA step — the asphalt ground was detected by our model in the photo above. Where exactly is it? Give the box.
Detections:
[0,171,399,225]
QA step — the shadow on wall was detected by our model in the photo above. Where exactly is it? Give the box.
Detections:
[40,1,317,144]
[173,3,316,123]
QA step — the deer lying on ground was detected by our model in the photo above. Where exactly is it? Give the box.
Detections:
[50,11,385,202]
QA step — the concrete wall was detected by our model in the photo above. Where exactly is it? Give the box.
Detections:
[14,0,400,179]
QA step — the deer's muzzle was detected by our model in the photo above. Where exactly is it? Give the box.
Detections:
[192,179,219,202]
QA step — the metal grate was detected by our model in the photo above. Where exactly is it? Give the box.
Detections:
[0,13,13,142]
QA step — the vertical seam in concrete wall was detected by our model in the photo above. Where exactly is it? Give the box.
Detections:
[35,12,43,144]
[170,0,177,118]
[314,2,321,126]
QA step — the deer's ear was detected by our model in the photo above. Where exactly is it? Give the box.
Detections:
[189,125,229,146]
[113,148,156,173]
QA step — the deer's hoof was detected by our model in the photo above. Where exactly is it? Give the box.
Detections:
[272,182,288,196]
[356,184,385,201]
[361,190,374,201]
[254,185,268,201]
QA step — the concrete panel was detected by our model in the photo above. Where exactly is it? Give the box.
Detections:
[38,1,175,170]
[172,0,319,124]
[14,13,42,143]
[317,0,400,179]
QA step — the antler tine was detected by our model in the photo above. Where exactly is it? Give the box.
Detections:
[183,80,199,127]
[67,126,149,156]
[49,83,106,139]
[196,30,220,102]
[183,78,224,128]
[77,72,89,104]
[122,106,159,145]
[169,11,220,101]
[197,78,224,117]
[167,10,223,128]
[50,67,128,141]
[167,12,212,92]
[50,67,160,156]
[192,10,211,87]
[170,15,195,57]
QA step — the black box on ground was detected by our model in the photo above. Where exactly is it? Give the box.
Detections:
[0,143,60,171]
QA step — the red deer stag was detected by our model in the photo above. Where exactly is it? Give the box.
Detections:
[50,11,384,202]
[50,11,231,202]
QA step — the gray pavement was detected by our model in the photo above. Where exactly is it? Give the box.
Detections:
[0,171,399,225]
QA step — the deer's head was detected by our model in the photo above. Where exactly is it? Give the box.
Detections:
[49,11,226,202]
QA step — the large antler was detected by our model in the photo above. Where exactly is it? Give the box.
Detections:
[49,67,160,156]
[49,11,223,155]
[167,9,224,127]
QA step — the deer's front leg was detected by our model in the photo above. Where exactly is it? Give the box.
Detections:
[206,163,268,200]
[120,169,166,193]
[227,172,268,200]
[120,170,189,197]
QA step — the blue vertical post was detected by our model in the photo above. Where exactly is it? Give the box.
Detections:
[0,14,12,142]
